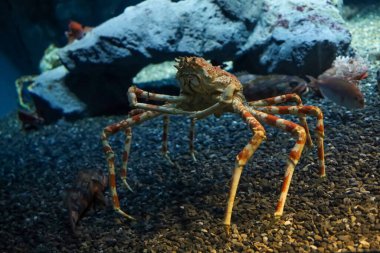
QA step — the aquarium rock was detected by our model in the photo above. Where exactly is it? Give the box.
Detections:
[60,0,350,75]
[39,0,351,119]
[233,0,351,75]
[29,66,87,122]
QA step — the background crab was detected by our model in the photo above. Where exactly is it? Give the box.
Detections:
[101,57,326,233]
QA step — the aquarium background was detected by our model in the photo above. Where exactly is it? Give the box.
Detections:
[0,0,143,117]
[0,52,19,116]
[0,0,379,252]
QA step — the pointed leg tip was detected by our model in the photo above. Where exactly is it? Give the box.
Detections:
[116,208,135,220]
[163,153,175,166]
[224,224,231,237]
[122,180,134,192]
[274,212,283,219]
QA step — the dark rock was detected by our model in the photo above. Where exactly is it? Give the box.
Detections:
[59,0,249,71]
[234,0,351,76]
[29,66,87,123]
[0,0,144,74]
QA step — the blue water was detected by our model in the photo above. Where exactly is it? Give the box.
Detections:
[0,52,19,117]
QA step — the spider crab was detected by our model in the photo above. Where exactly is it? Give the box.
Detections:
[101,56,325,232]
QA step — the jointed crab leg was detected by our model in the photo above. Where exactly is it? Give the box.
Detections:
[189,118,197,161]
[161,115,197,163]
[224,99,266,231]
[161,115,175,165]
[247,93,304,107]
[254,105,325,176]
[128,86,186,102]
[101,110,161,219]
[249,94,312,147]
[162,115,169,155]
[121,127,133,192]
[128,86,192,115]
[247,108,307,217]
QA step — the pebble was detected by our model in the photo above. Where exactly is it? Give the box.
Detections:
[359,239,370,249]
[337,235,352,242]
[310,245,317,251]
[317,246,325,252]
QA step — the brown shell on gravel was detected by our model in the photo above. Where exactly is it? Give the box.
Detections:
[65,170,108,234]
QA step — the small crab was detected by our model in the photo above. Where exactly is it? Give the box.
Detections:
[101,57,325,232]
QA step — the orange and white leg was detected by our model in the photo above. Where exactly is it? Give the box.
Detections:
[121,127,133,192]
[248,94,312,147]
[248,108,307,217]
[101,110,161,219]
[255,105,325,177]
[128,86,192,115]
[247,93,304,107]
[224,100,266,232]
[120,109,147,192]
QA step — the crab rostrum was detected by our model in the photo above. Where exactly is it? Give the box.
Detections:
[101,57,325,233]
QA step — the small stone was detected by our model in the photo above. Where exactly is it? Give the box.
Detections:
[367,213,376,223]
[314,235,322,241]
[337,235,351,242]
[359,239,370,249]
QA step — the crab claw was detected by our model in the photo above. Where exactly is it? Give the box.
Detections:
[122,179,133,192]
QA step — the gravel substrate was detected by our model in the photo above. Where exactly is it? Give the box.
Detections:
[1,6,380,253]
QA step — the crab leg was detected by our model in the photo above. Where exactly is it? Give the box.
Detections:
[128,86,192,115]
[247,108,307,217]
[128,86,187,103]
[248,94,312,147]
[189,118,197,161]
[161,115,175,165]
[161,115,197,163]
[247,93,304,107]
[224,99,266,232]
[254,105,325,177]
[101,110,161,219]
[121,127,133,192]
[162,115,169,155]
